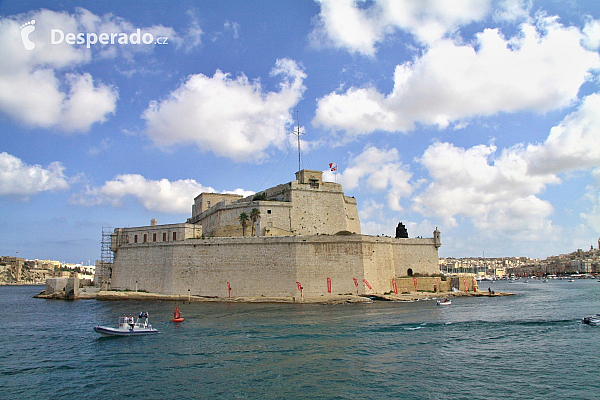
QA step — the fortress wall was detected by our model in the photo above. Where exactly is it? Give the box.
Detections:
[362,240,396,294]
[169,238,297,297]
[344,196,361,233]
[392,238,440,277]
[255,182,292,202]
[111,235,441,298]
[294,239,366,297]
[393,277,452,293]
[290,188,350,235]
[256,202,292,235]
[198,201,292,237]
[111,244,174,293]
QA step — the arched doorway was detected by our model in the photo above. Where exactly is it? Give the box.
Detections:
[407,268,413,276]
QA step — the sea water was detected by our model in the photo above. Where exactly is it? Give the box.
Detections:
[1,280,599,399]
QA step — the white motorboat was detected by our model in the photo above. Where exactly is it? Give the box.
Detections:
[94,311,158,337]
[582,314,600,326]
[436,299,452,306]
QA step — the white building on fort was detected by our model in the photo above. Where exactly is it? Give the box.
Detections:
[106,170,442,298]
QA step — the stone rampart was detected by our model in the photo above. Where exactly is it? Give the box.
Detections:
[111,235,440,298]
[45,277,69,295]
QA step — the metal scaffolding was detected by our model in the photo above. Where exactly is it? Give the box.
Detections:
[95,227,114,289]
[101,226,114,264]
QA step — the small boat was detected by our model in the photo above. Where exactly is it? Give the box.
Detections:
[582,314,600,326]
[568,279,575,282]
[172,305,184,323]
[436,299,452,306]
[94,311,158,337]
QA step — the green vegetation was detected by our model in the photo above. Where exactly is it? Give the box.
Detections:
[239,212,249,236]
[250,208,260,236]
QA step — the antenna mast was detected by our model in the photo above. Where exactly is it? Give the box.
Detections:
[291,111,304,172]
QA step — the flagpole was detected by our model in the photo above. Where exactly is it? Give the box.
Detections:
[291,111,304,172]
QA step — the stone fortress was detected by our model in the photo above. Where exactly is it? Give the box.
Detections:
[107,170,442,299]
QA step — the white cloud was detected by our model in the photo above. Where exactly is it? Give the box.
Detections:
[358,198,385,221]
[72,7,200,58]
[224,21,240,39]
[170,9,203,52]
[310,0,491,56]
[0,7,201,132]
[314,16,600,136]
[580,169,600,232]
[493,0,531,23]
[582,17,600,50]
[413,90,600,238]
[325,146,413,211]
[527,93,600,175]
[0,152,69,199]
[310,0,386,56]
[0,9,118,132]
[412,142,558,236]
[142,58,306,162]
[71,174,255,214]
[71,174,214,214]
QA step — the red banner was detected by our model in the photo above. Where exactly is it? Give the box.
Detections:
[227,281,231,298]
[327,277,331,293]
[413,277,418,291]
[435,277,439,293]
[392,279,398,294]
[463,278,468,292]
[363,279,372,290]
[353,278,358,294]
[296,281,302,291]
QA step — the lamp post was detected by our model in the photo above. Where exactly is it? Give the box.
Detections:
[135,280,138,292]
[188,289,190,303]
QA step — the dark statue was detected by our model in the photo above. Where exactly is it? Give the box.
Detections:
[395,222,408,238]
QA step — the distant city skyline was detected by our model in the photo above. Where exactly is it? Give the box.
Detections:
[1,1,600,262]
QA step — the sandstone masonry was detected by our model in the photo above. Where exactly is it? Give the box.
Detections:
[108,170,442,298]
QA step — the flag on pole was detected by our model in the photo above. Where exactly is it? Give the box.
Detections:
[329,162,337,172]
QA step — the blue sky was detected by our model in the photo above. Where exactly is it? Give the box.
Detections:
[1,0,600,263]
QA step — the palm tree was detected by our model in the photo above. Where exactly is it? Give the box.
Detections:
[239,212,249,237]
[250,208,260,236]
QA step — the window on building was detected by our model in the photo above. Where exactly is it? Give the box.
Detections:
[134,235,138,243]
[267,209,272,214]
[163,232,167,242]
[153,233,157,242]
[207,201,211,207]
[173,232,177,241]
[143,234,147,243]
[309,179,319,188]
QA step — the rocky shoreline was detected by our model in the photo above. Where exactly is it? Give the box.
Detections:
[34,287,513,303]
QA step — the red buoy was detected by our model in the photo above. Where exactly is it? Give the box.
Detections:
[172,305,184,323]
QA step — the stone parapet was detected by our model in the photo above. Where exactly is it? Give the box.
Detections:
[111,234,440,298]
